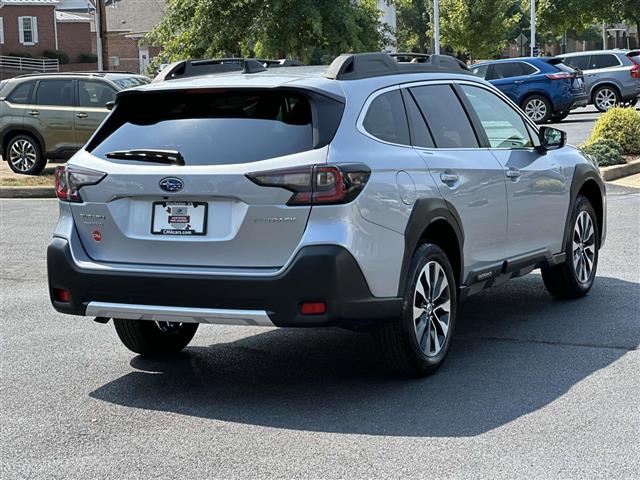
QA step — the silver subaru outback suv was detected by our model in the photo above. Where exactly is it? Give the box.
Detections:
[48,53,606,377]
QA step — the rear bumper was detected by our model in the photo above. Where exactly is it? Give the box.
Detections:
[47,238,402,327]
[570,94,589,108]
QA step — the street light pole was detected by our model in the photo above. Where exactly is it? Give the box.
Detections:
[530,0,536,56]
[433,0,440,55]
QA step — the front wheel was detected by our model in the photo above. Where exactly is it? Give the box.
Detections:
[522,95,552,124]
[113,319,198,356]
[375,244,457,377]
[541,195,599,298]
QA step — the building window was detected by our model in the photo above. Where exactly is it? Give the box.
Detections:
[18,16,38,45]
[0,17,4,45]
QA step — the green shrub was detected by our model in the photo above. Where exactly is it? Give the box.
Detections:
[78,53,98,63]
[43,50,69,65]
[587,107,640,154]
[581,139,626,167]
[7,52,33,58]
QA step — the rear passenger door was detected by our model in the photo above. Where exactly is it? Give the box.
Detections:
[405,82,508,282]
[487,61,538,104]
[75,80,116,146]
[458,83,571,259]
[26,79,76,158]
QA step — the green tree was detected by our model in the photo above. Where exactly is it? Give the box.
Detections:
[439,0,521,61]
[147,0,384,66]
[395,0,432,53]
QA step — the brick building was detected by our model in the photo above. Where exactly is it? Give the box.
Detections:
[0,0,92,61]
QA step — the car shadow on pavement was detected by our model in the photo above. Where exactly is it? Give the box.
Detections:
[90,274,639,437]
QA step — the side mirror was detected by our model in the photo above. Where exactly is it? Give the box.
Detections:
[539,126,566,151]
[105,101,115,111]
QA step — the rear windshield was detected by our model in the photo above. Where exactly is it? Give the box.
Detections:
[91,90,314,165]
[546,58,576,73]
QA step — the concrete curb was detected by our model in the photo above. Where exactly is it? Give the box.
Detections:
[0,186,56,198]
[600,158,640,182]
[1,158,639,199]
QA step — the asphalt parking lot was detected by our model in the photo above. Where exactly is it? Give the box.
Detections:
[0,181,638,479]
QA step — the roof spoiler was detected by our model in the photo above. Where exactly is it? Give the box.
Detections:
[153,58,304,82]
[325,52,470,80]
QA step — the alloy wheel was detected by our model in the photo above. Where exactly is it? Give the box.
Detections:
[413,261,451,357]
[524,99,547,122]
[594,88,617,111]
[8,139,38,173]
[572,211,596,284]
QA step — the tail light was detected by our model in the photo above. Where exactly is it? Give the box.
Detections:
[546,72,572,80]
[631,65,640,79]
[55,165,106,202]
[247,164,371,206]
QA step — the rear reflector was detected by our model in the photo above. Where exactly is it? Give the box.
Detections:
[54,289,71,302]
[300,302,327,315]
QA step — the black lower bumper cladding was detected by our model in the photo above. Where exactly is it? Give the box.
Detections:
[47,239,402,327]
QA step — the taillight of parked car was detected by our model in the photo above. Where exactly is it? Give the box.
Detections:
[546,72,573,80]
[55,165,106,202]
[247,164,371,206]
[630,65,640,79]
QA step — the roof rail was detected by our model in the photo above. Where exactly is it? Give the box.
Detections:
[153,58,304,82]
[325,52,470,80]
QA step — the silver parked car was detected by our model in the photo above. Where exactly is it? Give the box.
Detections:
[48,53,606,377]
[558,50,640,111]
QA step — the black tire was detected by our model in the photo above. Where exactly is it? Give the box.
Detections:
[113,319,198,356]
[550,110,570,122]
[5,134,46,175]
[521,94,552,124]
[592,85,620,112]
[623,97,638,108]
[541,195,599,299]
[375,244,458,377]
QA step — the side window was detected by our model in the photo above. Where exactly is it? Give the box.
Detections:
[362,90,410,145]
[6,81,34,104]
[410,84,479,149]
[471,64,488,79]
[519,62,537,75]
[492,62,525,79]
[564,55,590,70]
[78,80,116,108]
[34,80,74,107]
[460,84,533,149]
[591,54,620,69]
[401,89,434,148]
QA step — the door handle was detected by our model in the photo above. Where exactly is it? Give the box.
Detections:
[514,80,524,84]
[75,112,88,119]
[440,172,459,185]
[27,110,40,116]
[506,168,521,180]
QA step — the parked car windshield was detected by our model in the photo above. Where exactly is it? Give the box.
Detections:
[91,90,314,165]
[111,76,151,90]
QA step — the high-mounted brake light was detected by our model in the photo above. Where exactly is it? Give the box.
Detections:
[546,72,572,80]
[55,165,106,202]
[247,164,371,206]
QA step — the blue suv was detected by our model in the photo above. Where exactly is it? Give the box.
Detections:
[472,57,587,123]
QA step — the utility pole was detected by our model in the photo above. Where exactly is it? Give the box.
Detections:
[95,0,109,71]
[602,20,607,49]
[530,0,536,56]
[433,0,440,55]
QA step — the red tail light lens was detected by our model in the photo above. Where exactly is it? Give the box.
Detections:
[631,65,640,79]
[55,165,106,202]
[247,164,370,206]
[546,72,572,80]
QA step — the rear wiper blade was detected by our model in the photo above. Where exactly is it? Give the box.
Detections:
[105,149,185,166]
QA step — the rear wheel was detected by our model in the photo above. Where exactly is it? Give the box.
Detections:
[541,195,599,298]
[522,95,552,123]
[113,319,198,356]
[375,244,457,377]
[6,135,46,175]
[593,85,620,112]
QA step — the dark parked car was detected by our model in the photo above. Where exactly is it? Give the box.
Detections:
[472,57,587,123]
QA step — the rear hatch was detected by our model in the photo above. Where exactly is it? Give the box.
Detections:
[547,58,585,96]
[68,87,343,269]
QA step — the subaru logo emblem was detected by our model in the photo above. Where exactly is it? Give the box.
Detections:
[159,177,184,193]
